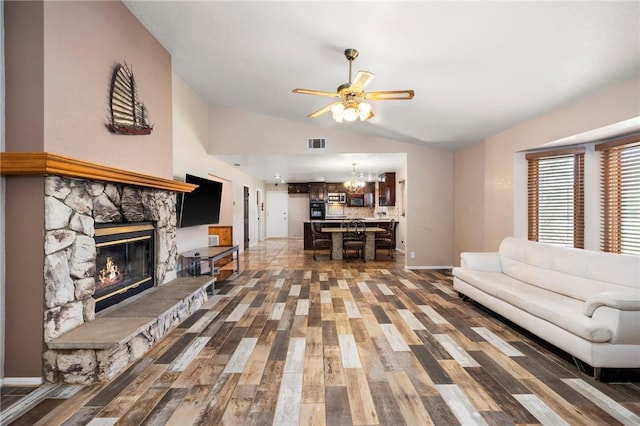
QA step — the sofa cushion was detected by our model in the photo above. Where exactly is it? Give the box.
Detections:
[454,268,612,342]
[498,237,640,302]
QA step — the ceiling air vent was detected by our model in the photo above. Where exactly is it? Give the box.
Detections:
[308,138,326,150]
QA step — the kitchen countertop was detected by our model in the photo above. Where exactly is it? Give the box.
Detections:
[307,218,395,222]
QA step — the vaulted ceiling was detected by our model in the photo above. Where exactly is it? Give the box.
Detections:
[124,1,640,183]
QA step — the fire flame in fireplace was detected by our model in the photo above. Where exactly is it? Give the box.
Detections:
[99,256,123,285]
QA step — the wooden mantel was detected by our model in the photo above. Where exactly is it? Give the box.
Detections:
[0,152,196,192]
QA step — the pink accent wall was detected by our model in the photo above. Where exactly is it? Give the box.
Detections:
[5,0,44,152]
[3,0,173,379]
[4,177,45,378]
[42,1,173,178]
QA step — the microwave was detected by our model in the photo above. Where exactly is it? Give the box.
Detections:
[349,195,364,207]
[327,193,346,203]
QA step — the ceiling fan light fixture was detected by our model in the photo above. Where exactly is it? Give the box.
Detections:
[342,104,360,122]
[293,48,414,121]
[331,103,345,123]
[358,102,371,121]
[331,100,371,123]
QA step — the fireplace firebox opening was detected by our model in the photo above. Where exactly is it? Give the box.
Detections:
[94,222,155,312]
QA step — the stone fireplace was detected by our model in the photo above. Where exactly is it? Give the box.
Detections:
[43,175,178,342]
[1,152,204,383]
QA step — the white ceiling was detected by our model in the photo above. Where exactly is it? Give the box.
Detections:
[124,1,640,183]
[213,152,407,184]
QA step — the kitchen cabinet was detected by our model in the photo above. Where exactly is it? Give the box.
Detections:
[309,183,325,201]
[288,183,310,194]
[208,226,233,246]
[378,172,396,206]
[364,182,375,207]
[207,226,234,280]
[325,182,345,194]
[303,222,313,249]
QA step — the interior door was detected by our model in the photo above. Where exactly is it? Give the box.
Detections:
[244,186,250,249]
[266,191,288,238]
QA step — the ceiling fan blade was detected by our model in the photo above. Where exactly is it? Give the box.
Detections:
[293,88,340,98]
[308,102,340,118]
[366,90,415,100]
[348,71,375,93]
[364,110,375,121]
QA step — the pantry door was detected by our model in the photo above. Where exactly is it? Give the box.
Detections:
[266,191,288,238]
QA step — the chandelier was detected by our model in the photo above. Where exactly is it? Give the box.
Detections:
[344,163,365,191]
[331,97,372,123]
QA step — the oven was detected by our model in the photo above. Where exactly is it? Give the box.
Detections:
[310,201,326,219]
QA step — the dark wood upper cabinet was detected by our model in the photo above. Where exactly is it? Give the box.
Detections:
[364,182,375,207]
[309,183,325,201]
[288,183,310,194]
[378,172,396,206]
[325,182,345,194]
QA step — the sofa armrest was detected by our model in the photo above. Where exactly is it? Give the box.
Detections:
[459,251,502,272]
[584,292,640,317]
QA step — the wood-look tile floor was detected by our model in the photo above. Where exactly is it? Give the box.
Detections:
[2,239,640,425]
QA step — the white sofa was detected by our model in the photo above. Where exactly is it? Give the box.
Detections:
[452,237,640,379]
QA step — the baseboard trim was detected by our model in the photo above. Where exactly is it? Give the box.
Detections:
[405,265,453,270]
[2,376,43,386]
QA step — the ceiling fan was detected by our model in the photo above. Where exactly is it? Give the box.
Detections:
[292,48,415,122]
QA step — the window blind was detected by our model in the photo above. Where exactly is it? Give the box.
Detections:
[526,148,584,248]
[596,133,640,255]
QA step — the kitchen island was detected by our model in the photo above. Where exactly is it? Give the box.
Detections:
[303,219,397,251]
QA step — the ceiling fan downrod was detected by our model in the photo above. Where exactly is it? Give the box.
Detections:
[338,48,359,93]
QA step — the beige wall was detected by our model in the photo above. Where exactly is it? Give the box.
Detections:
[207,105,455,267]
[172,73,265,252]
[394,159,407,254]
[454,142,485,258]
[454,76,640,262]
[405,144,454,266]
[288,194,308,239]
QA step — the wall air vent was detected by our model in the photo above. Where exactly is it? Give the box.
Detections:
[308,138,326,149]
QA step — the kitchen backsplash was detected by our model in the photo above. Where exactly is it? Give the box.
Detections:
[376,205,398,218]
[326,204,374,218]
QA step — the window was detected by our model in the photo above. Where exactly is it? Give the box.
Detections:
[526,148,585,248]
[596,133,640,255]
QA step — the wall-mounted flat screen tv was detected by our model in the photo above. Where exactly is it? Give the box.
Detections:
[177,173,223,228]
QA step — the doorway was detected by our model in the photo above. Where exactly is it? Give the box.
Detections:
[266,191,288,238]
